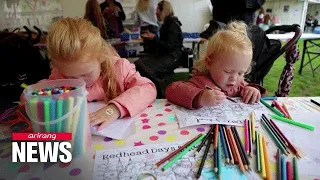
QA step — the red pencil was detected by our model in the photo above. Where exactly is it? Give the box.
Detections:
[272,100,289,118]
[269,119,300,157]
[286,161,292,180]
[154,133,202,167]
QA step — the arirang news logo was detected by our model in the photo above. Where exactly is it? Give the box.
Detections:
[11,133,72,163]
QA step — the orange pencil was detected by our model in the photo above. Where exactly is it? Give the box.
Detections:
[262,136,271,180]
[227,128,245,172]
[214,124,219,149]
[226,127,238,164]
[154,133,202,167]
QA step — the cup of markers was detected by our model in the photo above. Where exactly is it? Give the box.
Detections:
[23,79,91,157]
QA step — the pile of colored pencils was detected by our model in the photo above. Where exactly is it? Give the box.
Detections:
[261,114,300,157]
[277,149,299,180]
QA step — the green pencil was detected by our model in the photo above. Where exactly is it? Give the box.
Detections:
[162,133,206,171]
[43,99,50,132]
[261,119,287,155]
[260,99,284,117]
[269,114,315,131]
[293,156,298,180]
[256,132,261,172]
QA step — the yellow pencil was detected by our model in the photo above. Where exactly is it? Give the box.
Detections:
[260,134,266,178]
[282,103,292,119]
[262,136,271,180]
[250,112,255,143]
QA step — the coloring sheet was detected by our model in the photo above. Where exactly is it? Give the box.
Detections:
[88,102,136,139]
[175,98,265,128]
[93,141,248,180]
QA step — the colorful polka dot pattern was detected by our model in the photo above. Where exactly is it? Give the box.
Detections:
[94,144,103,150]
[69,168,81,176]
[165,135,176,142]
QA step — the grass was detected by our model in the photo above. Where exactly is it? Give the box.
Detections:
[263,40,320,97]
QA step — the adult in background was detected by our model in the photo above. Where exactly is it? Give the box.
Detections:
[134,0,159,53]
[100,0,126,37]
[134,0,183,98]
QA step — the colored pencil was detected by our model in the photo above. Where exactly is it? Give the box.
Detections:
[227,128,245,172]
[282,103,292,119]
[269,119,300,157]
[42,100,50,132]
[196,134,213,178]
[262,136,271,180]
[214,124,219,149]
[244,119,249,155]
[217,134,222,179]
[269,114,315,131]
[227,97,237,103]
[260,134,266,178]
[256,132,261,172]
[262,116,289,153]
[56,98,63,132]
[260,99,285,117]
[261,97,278,100]
[293,157,298,180]
[219,125,230,163]
[162,134,206,171]
[311,99,320,107]
[282,155,287,180]
[248,119,252,156]
[287,161,292,180]
[226,127,238,164]
[223,126,233,164]
[231,126,249,170]
[155,133,202,167]
[49,99,56,132]
[277,149,282,180]
[261,118,288,155]
[250,112,256,143]
[272,100,289,118]
[194,125,214,156]
[214,146,218,173]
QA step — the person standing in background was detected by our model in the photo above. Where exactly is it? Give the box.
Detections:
[100,0,126,37]
[134,0,159,53]
[84,0,108,39]
[256,8,264,26]
[259,13,270,31]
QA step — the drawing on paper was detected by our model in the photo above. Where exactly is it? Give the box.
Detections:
[93,142,247,180]
[175,98,265,128]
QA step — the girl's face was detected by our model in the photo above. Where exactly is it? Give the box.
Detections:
[205,52,251,92]
[55,59,101,88]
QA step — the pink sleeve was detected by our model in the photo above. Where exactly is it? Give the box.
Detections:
[109,60,157,118]
[166,80,204,110]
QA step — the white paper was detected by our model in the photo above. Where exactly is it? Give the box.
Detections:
[88,102,135,140]
[175,97,265,128]
[93,141,248,180]
[266,112,320,177]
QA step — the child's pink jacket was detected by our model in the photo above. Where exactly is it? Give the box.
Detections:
[49,57,157,118]
[166,75,266,110]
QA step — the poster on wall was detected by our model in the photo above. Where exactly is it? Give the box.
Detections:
[284,5,289,13]
[266,8,272,13]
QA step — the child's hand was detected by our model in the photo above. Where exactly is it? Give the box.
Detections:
[241,86,261,104]
[199,88,226,106]
[89,104,120,131]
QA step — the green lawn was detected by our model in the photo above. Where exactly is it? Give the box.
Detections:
[263,40,320,97]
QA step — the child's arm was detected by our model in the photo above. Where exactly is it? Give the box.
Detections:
[108,59,157,118]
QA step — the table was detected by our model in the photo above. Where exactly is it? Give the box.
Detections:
[267,33,320,77]
[1,98,320,180]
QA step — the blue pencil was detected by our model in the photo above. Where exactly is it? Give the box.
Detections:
[219,125,230,163]
[281,155,287,180]
[261,97,278,101]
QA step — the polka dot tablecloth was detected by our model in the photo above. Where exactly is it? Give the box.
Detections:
[0,98,319,180]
